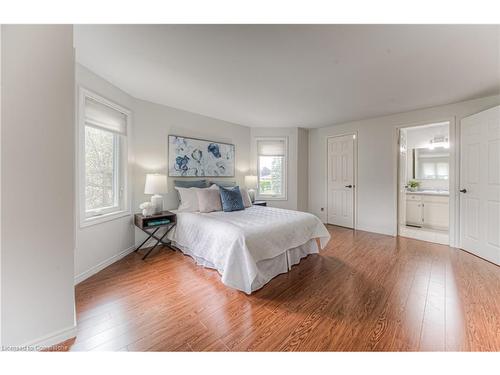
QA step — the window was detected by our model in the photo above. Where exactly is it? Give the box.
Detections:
[414,148,449,180]
[420,159,449,179]
[79,89,130,225]
[256,137,287,200]
[85,125,117,212]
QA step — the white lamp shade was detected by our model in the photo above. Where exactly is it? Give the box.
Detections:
[245,175,258,189]
[144,174,167,195]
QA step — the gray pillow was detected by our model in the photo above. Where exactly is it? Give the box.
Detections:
[196,187,223,213]
[210,180,237,188]
[174,179,209,188]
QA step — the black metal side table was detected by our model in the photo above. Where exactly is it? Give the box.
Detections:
[134,211,177,260]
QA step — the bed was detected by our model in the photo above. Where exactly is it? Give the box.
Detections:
[167,205,331,294]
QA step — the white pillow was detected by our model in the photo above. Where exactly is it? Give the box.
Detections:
[175,187,199,212]
[197,187,223,213]
[176,185,218,212]
[239,187,252,208]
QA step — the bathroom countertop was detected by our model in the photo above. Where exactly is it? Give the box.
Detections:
[406,190,449,196]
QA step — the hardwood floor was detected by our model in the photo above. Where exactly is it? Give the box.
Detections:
[56,225,500,351]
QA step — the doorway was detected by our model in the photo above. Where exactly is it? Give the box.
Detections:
[398,122,451,245]
[327,134,357,228]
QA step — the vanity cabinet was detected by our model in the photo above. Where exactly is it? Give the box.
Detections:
[422,195,449,230]
[406,196,423,226]
[406,194,449,231]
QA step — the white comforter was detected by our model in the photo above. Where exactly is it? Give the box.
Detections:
[168,206,331,294]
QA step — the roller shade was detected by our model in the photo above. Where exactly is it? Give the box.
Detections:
[85,97,127,135]
[257,139,285,156]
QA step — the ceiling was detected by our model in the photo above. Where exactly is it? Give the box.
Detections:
[74,25,500,128]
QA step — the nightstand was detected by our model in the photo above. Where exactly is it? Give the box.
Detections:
[134,211,176,260]
[253,201,267,207]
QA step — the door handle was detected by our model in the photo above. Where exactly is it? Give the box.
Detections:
[345,185,353,188]
[459,189,467,193]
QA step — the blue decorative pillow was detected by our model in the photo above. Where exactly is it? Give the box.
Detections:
[219,186,245,212]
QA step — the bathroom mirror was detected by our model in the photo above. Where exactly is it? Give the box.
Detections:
[412,147,449,180]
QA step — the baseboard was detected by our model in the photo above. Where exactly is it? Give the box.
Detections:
[74,245,135,285]
[325,222,396,237]
[17,324,77,351]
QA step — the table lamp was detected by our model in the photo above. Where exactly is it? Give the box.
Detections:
[144,173,167,214]
[244,175,258,202]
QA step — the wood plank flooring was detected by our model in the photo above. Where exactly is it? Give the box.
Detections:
[55,225,500,351]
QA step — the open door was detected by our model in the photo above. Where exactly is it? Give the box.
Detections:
[460,105,500,265]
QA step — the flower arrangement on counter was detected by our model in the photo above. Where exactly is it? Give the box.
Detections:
[407,179,420,192]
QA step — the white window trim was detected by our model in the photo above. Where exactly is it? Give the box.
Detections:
[78,87,132,228]
[255,136,288,201]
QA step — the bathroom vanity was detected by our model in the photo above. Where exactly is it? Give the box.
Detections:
[406,191,449,231]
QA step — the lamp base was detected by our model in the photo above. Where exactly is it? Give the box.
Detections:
[248,189,256,202]
[150,194,163,214]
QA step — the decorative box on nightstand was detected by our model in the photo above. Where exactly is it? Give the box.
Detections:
[253,201,267,207]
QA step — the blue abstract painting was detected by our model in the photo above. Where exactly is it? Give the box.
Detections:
[168,135,235,177]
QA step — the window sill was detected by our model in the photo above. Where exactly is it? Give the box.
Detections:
[80,210,131,229]
[257,196,287,201]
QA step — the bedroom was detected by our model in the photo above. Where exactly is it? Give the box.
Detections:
[0,1,499,374]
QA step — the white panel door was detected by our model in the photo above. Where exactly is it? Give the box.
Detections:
[327,135,355,228]
[460,105,500,265]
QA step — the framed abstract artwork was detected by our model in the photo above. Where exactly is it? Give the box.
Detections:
[168,135,235,177]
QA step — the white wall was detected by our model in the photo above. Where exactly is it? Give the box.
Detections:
[406,123,449,149]
[309,94,500,236]
[133,98,251,215]
[297,128,309,212]
[74,64,136,283]
[1,25,76,347]
[0,24,3,348]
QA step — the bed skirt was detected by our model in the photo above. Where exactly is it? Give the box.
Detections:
[171,239,319,293]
